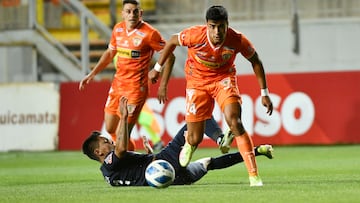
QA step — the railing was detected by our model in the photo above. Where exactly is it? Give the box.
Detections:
[58,0,112,75]
[0,0,112,77]
[150,0,360,23]
[1,0,360,80]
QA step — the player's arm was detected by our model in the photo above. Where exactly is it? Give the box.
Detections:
[156,52,175,103]
[79,48,117,90]
[114,96,129,158]
[248,52,273,115]
[141,135,154,154]
[149,34,179,103]
[157,34,179,68]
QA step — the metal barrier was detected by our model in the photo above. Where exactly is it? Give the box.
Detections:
[0,0,112,79]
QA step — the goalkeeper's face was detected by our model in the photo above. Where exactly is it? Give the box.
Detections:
[207,20,228,46]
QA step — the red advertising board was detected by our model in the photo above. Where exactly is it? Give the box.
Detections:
[58,71,360,150]
[58,82,110,150]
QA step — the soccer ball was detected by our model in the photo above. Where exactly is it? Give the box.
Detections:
[145,159,175,188]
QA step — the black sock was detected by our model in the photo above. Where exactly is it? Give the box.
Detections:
[207,152,243,170]
[254,146,260,156]
[208,147,262,170]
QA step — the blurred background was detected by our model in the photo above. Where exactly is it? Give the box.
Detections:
[1,0,359,151]
[1,0,360,81]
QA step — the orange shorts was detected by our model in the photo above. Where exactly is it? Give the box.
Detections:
[185,76,241,122]
[104,86,147,124]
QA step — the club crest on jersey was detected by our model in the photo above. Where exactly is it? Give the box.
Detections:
[133,37,142,47]
[105,153,113,164]
[127,104,136,115]
[222,53,232,61]
[222,47,234,61]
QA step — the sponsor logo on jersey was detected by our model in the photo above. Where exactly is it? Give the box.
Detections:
[116,28,124,32]
[136,30,145,37]
[194,54,220,69]
[117,48,141,59]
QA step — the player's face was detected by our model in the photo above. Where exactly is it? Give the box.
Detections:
[207,20,228,46]
[122,3,142,30]
[98,137,114,155]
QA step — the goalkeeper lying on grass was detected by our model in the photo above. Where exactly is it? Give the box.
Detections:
[82,96,273,186]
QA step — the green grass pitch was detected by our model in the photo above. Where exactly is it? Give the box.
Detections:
[1,145,359,203]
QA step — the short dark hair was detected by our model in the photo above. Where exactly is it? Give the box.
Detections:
[123,0,140,6]
[206,5,228,22]
[82,131,102,161]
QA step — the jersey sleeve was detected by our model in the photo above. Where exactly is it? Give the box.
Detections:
[149,29,166,52]
[178,25,199,47]
[109,24,120,50]
[238,33,256,59]
[178,25,206,48]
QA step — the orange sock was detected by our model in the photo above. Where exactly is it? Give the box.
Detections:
[110,133,136,151]
[235,132,258,176]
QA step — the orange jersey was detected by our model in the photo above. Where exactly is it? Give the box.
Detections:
[109,21,166,101]
[178,25,256,87]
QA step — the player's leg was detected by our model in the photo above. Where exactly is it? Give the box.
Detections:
[104,112,120,143]
[166,116,223,147]
[186,145,273,184]
[184,161,208,184]
[204,116,224,145]
[127,123,136,151]
[179,88,213,167]
[223,102,263,186]
[125,99,147,151]
[159,117,224,159]
[179,121,204,167]
[104,89,121,143]
[206,145,274,170]
[204,116,235,154]
[105,112,136,151]
[154,123,188,171]
[216,76,263,186]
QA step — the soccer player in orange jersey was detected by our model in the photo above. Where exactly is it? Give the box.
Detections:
[149,5,273,186]
[79,0,175,151]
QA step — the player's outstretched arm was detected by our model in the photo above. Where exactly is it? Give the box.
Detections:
[114,96,129,158]
[79,48,116,90]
